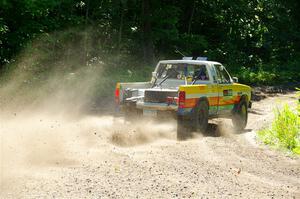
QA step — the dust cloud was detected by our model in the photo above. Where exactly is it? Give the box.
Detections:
[110,119,176,146]
[0,32,176,194]
[0,113,176,193]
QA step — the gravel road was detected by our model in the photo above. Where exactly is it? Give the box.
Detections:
[1,93,299,199]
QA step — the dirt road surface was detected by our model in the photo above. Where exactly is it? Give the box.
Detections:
[1,93,299,198]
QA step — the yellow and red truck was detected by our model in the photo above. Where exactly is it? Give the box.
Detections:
[115,59,251,140]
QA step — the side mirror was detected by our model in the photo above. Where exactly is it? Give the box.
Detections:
[232,77,238,83]
[152,72,157,78]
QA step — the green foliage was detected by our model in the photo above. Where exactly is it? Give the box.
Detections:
[297,88,300,114]
[258,85,300,155]
[258,104,300,155]
[1,0,300,84]
[234,62,300,85]
[237,67,277,85]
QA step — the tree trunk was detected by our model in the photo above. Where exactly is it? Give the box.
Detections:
[117,2,124,53]
[188,0,196,35]
[141,0,154,65]
[84,0,89,66]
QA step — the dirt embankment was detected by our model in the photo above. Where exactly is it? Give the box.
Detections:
[1,91,299,198]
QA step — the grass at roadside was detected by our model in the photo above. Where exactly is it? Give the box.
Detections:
[258,90,300,155]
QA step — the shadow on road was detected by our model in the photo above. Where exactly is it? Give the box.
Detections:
[248,109,264,115]
[201,123,252,137]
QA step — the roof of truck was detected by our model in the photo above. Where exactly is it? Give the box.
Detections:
[159,60,221,65]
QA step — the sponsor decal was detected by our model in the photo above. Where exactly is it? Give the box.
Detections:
[223,89,233,96]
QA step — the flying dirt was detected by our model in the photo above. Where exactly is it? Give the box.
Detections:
[0,49,299,198]
[1,89,299,198]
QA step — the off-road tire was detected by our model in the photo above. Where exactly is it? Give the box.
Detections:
[232,99,248,131]
[177,116,193,140]
[194,101,209,133]
[124,106,142,122]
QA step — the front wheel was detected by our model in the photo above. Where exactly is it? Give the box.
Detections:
[232,99,248,131]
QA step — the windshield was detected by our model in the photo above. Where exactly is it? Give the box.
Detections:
[156,63,209,81]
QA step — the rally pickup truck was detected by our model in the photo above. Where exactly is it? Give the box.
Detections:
[115,59,252,140]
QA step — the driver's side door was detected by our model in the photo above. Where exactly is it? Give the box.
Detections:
[214,64,235,115]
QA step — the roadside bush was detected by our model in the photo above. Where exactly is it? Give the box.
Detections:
[297,88,300,114]
[236,67,277,85]
[235,65,300,86]
[258,103,300,155]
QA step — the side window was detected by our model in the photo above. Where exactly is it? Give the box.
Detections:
[193,64,209,81]
[210,65,218,83]
[214,64,231,84]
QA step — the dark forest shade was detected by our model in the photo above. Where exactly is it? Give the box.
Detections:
[0,0,300,84]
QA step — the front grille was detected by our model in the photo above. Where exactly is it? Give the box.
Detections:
[144,90,178,103]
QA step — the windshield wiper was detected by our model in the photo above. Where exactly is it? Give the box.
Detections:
[152,74,170,88]
[192,78,197,85]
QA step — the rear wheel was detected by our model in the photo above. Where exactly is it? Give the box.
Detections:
[194,101,209,133]
[232,99,248,131]
[123,104,142,121]
[177,116,193,140]
[177,100,209,140]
